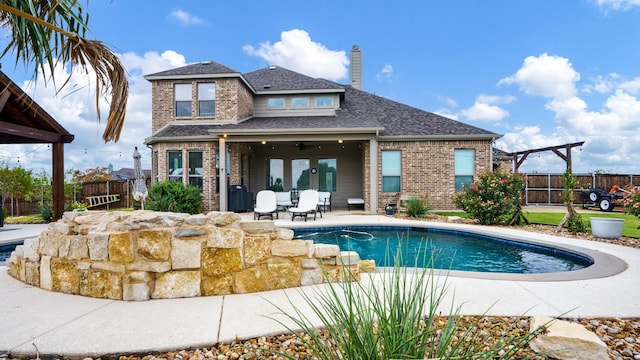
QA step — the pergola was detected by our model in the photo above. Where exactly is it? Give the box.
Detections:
[505,141,585,173]
[0,70,74,221]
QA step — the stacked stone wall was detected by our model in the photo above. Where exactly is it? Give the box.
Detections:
[7,211,361,301]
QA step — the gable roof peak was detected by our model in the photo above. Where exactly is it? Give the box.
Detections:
[144,60,240,80]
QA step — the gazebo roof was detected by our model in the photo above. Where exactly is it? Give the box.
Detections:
[0,71,74,144]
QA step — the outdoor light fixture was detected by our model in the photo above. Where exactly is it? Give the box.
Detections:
[261,140,266,145]
[338,139,343,144]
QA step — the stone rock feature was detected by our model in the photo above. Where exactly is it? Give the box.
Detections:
[530,316,609,360]
[6,210,361,300]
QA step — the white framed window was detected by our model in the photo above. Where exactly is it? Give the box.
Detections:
[268,97,285,108]
[454,149,475,191]
[315,96,333,107]
[197,83,215,116]
[291,97,309,107]
[174,84,191,117]
[382,150,401,192]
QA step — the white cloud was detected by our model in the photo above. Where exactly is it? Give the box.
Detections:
[376,64,394,82]
[459,94,515,122]
[497,52,640,173]
[619,77,640,94]
[168,9,204,25]
[0,51,188,174]
[499,53,579,100]
[243,29,348,81]
[595,0,640,11]
[583,73,620,94]
[437,96,458,108]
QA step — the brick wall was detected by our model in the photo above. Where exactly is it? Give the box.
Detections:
[150,78,254,133]
[374,140,492,211]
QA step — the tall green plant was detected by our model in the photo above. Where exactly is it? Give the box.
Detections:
[267,244,548,359]
[406,195,430,218]
[452,170,525,225]
[145,181,202,214]
[557,170,589,233]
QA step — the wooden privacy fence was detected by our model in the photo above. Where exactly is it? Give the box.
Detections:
[2,179,153,217]
[524,173,640,205]
[77,179,151,210]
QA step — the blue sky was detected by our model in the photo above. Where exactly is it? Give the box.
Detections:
[1,0,640,176]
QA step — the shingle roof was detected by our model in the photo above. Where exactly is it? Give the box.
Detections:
[243,66,344,92]
[145,64,499,141]
[150,86,498,140]
[145,61,239,78]
[341,87,498,137]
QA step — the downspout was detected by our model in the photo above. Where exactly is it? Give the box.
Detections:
[490,137,495,172]
[219,136,227,211]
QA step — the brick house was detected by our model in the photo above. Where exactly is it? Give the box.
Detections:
[144,46,501,213]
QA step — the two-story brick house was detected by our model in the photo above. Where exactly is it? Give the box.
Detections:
[144,46,501,213]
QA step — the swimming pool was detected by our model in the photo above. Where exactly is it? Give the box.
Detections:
[293,226,593,274]
[0,243,18,263]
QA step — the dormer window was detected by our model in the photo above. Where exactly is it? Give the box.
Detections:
[268,97,285,108]
[175,84,192,117]
[316,96,333,107]
[291,97,309,107]
[198,82,216,116]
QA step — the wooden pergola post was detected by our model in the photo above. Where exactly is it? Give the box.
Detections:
[52,142,65,221]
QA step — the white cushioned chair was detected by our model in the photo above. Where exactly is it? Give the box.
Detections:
[254,190,278,220]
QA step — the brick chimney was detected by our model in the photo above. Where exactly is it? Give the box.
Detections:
[350,45,362,90]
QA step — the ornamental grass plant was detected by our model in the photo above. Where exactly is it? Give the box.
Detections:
[266,241,549,359]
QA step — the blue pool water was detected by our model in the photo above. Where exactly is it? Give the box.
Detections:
[293,226,593,274]
[0,243,18,262]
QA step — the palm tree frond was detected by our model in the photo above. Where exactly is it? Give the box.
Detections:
[0,0,128,142]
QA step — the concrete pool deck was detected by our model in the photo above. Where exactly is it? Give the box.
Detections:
[1,210,639,358]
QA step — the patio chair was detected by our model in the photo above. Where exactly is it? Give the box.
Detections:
[289,189,321,221]
[318,191,331,212]
[275,191,293,210]
[254,190,278,220]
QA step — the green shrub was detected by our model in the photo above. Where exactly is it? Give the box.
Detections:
[452,170,525,225]
[39,203,52,222]
[406,195,430,218]
[145,181,202,214]
[617,185,640,218]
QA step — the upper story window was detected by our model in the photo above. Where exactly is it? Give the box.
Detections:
[315,96,333,107]
[268,98,285,108]
[197,83,216,116]
[291,97,309,107]
[174,84,192,117]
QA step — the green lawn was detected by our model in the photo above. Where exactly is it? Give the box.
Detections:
[436,211,640,238]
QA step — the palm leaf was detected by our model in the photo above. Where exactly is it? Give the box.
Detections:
[0,0,128,142]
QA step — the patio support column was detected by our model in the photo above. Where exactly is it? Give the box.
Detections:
[219,137,227,211]
[369,137,378,214]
